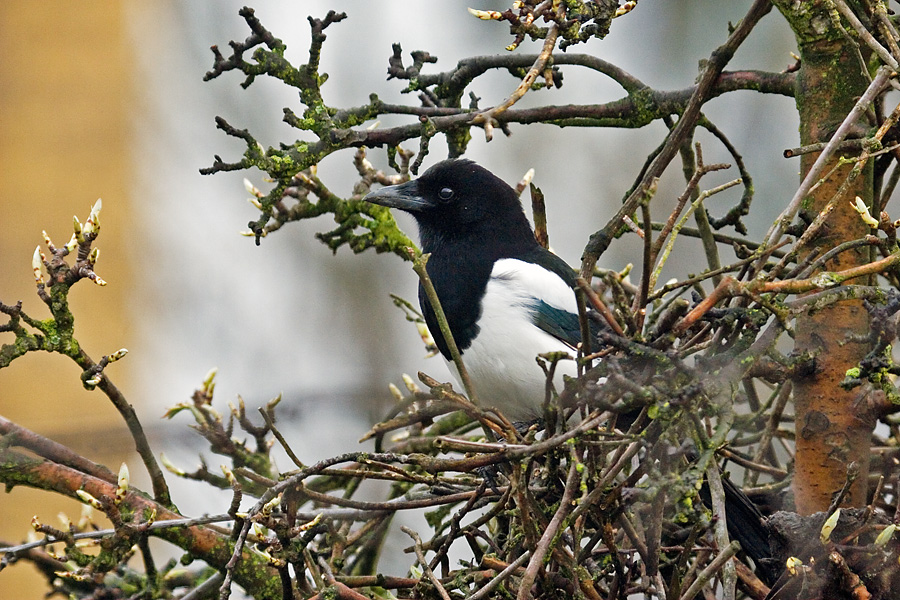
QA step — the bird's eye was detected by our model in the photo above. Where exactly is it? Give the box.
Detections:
[438,187,454,202]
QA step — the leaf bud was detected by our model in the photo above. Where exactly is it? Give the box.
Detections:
[820,508,840,544]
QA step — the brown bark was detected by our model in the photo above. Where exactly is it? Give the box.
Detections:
[0,448,281,599]
[774,2,876,514]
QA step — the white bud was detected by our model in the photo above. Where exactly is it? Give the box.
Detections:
[468,7,502,19]
[401,373,421,394]
[265,553,286,567]
[243,178,260,197]
[73,215,86,243]
[54,570,90,582]
[851,196,879,228]
[32,247,44,284]
[821,508,841,544]
[77,503,93,529]
[202,368,218,392]
[107,348,128,362]
[65,233,78,253]
[520,168,535,188]
[267,393,282,410]
[297,512,323,532]
[160,453,186,476]
[75,489,104,510]
[115,463,130,504]
[86,198,102,233]
[163,568,189,582]
[615,1,637,17]
[221,465,237,485]
[261,492,282,516]
[875,523,896,547]
[252,523,268,539]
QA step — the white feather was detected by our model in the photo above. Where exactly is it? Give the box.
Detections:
[447,259,579,420]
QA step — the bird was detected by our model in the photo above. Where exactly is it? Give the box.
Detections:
[365,158,779,585]
[364,158,588,421]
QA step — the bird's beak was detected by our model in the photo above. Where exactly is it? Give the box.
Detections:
[363,180,432,213]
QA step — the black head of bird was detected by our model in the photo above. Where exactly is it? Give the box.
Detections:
[362,159,539,257]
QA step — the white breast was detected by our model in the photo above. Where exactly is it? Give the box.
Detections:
[447,258,579,420]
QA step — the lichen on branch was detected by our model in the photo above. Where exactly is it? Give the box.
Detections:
[200,5,794,256]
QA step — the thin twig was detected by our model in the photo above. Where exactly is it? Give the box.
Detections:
[651,178,742,290]
[831,0,900,70]
[0,514,233,554]
[576,277,625,336]
[704,463,737,600]
[403,526,452,600]
[784,138,864,158]
[579,0,772,276]
[757,65,893,266]
[258,407,305,469]
[472,23,559,140]
[181,573,226,600]
[411,252,478,406]
[74,349,172,507]
[467,552,530,600]
[646,239,789,303]
[678,541,741,600]
[517,460,580,600]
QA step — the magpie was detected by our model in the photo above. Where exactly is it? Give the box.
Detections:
[364,159,779,584]
[364,158,586,420]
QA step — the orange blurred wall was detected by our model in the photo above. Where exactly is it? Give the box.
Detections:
[0,2,138,595]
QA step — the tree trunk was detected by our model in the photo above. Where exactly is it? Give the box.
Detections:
[773,1,875,514]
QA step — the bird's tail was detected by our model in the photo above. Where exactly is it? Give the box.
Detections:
[699,475,780,586]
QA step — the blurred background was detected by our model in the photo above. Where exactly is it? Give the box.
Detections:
[0,1,797,595]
